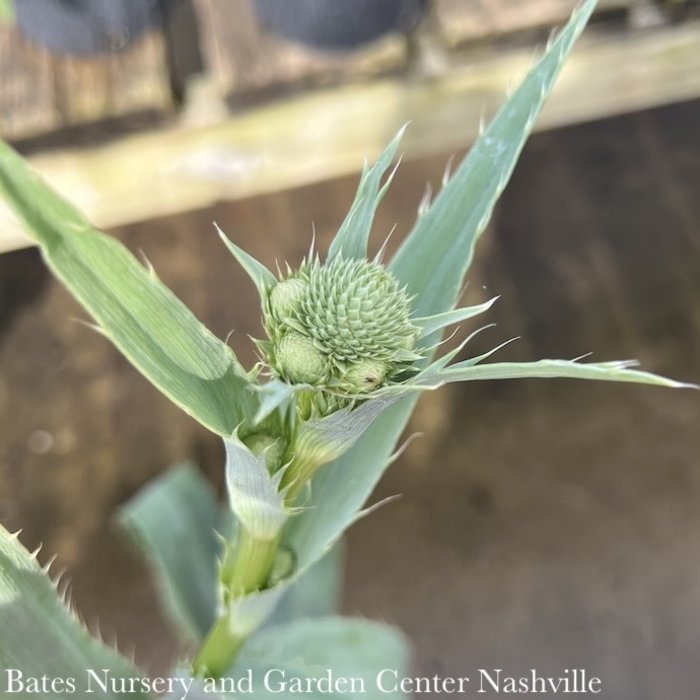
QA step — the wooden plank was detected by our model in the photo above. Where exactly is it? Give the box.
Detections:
[2,20,700,254]
[53,33,172,125]
[194,0,407,97]
[197,0,634,95]
[435,0,634,45]
[0,24,58,138]
[0,25,171,141]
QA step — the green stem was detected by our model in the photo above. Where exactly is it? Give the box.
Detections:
[194,437,335,677]
[221,526,280,595]
[192,616,246,678]
[194,526,280,678]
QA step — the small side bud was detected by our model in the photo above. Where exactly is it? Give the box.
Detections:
[269,278,307,320]
[276,332,329,384]
[266,546,296,587]
[341,358,388,393]
[243,432,286,473]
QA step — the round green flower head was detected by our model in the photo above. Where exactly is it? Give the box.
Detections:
[276,332,329,384]
[269,278,307,321]
[265,255,418,392]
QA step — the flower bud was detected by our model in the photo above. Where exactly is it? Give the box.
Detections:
[340,358,388,393]
[301,256,417,365]
[262,257,420,401]
[269,278,307,320]
[266,546,296,587]
[276,332,329,384]
[243,432,286,473]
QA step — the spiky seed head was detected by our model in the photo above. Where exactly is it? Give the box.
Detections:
[301,256,417,363]
[269,278,307,320]
[264,256,418,393]
[276,332,329,384]
[340,358,388,393]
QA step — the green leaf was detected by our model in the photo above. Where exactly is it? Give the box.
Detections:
[446,335,518,369]
[390,0,599,319]
[0,141,256,438]
[225,435,289,541]
[117,463,221,643]
[253,379,298,424]
[219,585,288,640]
[421,324,502,373]
[327,126,406,262]
[285,0,599,578]
[216,223,276,299]
[436,359,698,388]
[0,526,150,699]
[413,296,499,339]
[169,616,408,699]
[368,353,694,397]
[293,396,400,478]
[284,399,415,572]
[234,617,410,699]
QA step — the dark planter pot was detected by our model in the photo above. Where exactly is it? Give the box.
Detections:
[252,0,427,50]
[14,0,179,55]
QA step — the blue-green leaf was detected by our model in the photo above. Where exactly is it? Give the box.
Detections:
[284,0,600,580]
[117,463,221,643]
[368,355,694,396]
[168,616,409,699]
[328,126,406,262]
[437,359,698,388]
[284,400,415,572]
[234,617,410,699]
[390,0,599,319]
[293,396,400,480]
[413,296,499,339]
[0,526,150,699]
[253,379,298,424]
[225,435,289,541]
[216,223,277,298]
[0,141,256,438]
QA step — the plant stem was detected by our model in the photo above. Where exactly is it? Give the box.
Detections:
[192,616,246,678]
[221,526,280,596]
[194,441,334,677]
[194,525,280,678]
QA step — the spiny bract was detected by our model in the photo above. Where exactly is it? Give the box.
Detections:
[263,255,419,393]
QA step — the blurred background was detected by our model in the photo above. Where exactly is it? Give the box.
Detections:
[1,1,700,697]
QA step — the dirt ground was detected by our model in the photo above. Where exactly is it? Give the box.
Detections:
[1,99,699,698]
